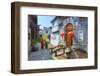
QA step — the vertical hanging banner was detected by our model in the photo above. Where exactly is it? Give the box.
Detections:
[78,30,83,42]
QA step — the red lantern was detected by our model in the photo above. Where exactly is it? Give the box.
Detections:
[60,32,64,39]
[67,31,74,39]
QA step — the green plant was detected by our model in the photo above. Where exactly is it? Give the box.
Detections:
[33,33,39,48]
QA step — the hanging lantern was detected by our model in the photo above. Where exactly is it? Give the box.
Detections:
[67,31,74,38]
[60,32,64,39]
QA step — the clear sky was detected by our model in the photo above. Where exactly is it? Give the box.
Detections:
[38,16,55,29]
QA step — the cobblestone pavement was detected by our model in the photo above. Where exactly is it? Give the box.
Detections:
[68,49,87,59]
[28,49,53,60]
[28,48,88,60]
